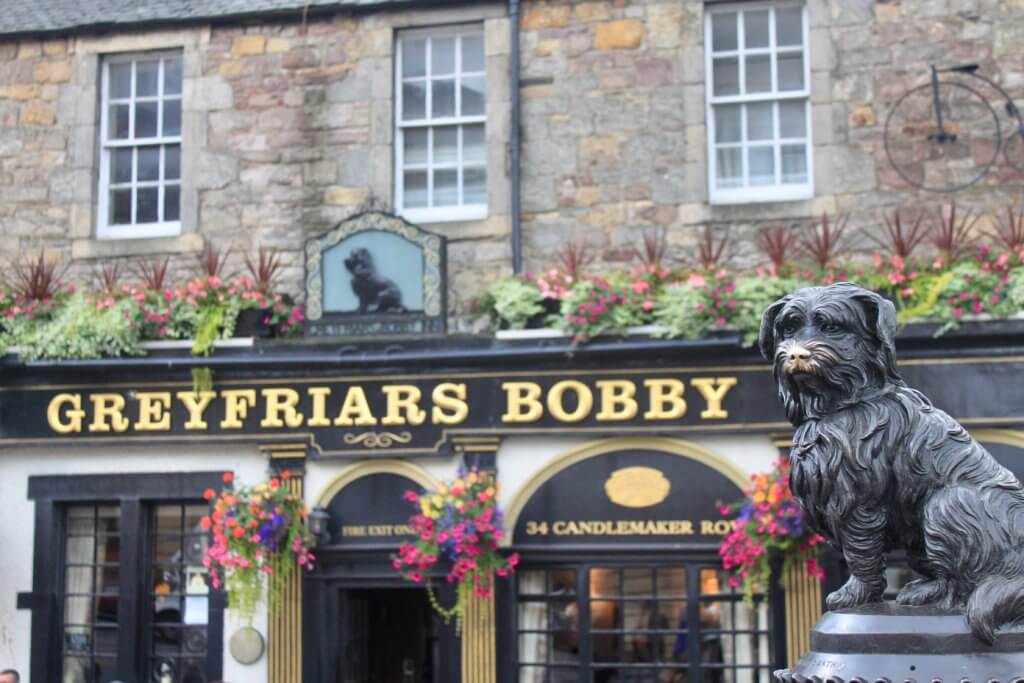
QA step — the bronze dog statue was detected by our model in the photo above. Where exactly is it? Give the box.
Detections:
[760,281,1024,643]
[344,247,405,314]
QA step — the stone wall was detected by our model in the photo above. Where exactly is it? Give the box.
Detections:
[0,0,1023,322]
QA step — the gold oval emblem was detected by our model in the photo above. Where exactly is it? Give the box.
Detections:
[604,467,671,508]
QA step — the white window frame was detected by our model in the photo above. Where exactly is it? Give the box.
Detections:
[97,50,183,240]
[704,2,813,205]
[395,25,488,224]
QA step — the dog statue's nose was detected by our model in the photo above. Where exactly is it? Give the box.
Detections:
[787,347,811,361]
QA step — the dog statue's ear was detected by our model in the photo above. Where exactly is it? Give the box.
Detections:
[836,283,897,352]
[758,295,791,361]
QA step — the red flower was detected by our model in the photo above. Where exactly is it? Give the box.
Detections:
[203,488,216,501]
[223,472,234,484]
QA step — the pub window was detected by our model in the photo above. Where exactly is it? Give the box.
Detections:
[97,50,183,239]
[395,26,487,223]
[704,3,812,204]
[517,564,772,682]
[30,473,223,683]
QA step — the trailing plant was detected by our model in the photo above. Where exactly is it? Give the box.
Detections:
[17,292,143,361]
[394,466,519,631]
[478,277,545,330]
[719,457,825,603]
[202,471,315,622]
[652,276,715,340]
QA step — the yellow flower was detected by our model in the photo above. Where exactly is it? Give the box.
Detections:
[468,472,478,484]
[431,495,443,508]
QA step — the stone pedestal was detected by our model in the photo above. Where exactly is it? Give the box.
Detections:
[774,603,1024,682]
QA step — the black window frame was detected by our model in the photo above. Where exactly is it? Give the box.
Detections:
[28,472,225,683]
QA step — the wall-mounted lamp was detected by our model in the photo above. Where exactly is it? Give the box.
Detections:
[308,506,331,546]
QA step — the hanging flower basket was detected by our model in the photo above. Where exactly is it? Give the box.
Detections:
[393,467,519,631]
[719,457,825,602]
[201,471,315,621]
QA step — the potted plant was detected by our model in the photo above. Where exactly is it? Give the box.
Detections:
[394,466,519,631]
[201,471,315,621]
[235,245,286,338]
[719,457,825,602]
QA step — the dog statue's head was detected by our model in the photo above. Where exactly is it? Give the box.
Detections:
[758,282,904,423]
[344,247,373,277]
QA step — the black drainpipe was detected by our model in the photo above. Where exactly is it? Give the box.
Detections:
[509,0,523,273]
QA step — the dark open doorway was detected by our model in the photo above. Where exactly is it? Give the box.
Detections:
[337,587,440,683]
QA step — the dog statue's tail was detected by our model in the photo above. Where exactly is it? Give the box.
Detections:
[966,573,1024,644]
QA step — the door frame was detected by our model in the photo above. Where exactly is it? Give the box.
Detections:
[303,550,461,683]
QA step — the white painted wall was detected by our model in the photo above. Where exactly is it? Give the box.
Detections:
[0,445,269,683]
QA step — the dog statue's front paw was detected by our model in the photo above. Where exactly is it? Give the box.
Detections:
[896,577,949,606]
[826,576,884,610]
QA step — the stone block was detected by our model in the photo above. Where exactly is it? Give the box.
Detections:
[575,2,610,22]
[594,20,645,50]
[580,134,622,166]
[17,42,41,59]
[848,104,876,129]
[522,6,572,30]
[33,60,71,84]
[218,61,246,79]
[484,18,510,56]
[875,3,902,22]
[196,153,239,190]
[324,186,370,206]
[267,37,290,53]
[995,18,1024,56]
[232,35,267,57]
[185,76,233,111]
[0,84,37,100]
[647,4,689,50]
[20,100,55,126]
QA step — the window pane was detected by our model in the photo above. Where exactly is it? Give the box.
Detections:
[464,167,486,204]
[747,102,774,141]
[433,127,458,165]
[433,168,458,206]
[778,52,805,90]
[462,34,484,72]
[111,148,133,184]
[592,633,620,661]
[404,128,428,165]
[136,60,160,97]
[657,599,687,628]
[165,145,181,180]
[519,633,548,664]
[96,566,119,596]
[461,75,485,117]
[164,184,181,221]
[714,105,741,143]
[403,170,428,208]
[745,54,771,93]
[716,148,743,188]
[111,189,132,224]
[402,81,426,120]
[138,147,160,181]
[518,570,546,595]
[110,104,130,140]
[656,568,687,597]
[137,187,159,223]
[776,7,804,46]
[463,124,485,163]
[135,101,158,138]
[712,57,739,96]
[431,36,456,76]
[711,12,737,52]
[402,38,426,78]
[110,63,132,99]
[546,599,577,630]
[590,568,620,597]
[590,600,618,630]
[748,146,775,185]
[782,144,808,183]
[162,99,181,137]
[623,568,652,597]
[551,570,575,594]
[164,58,183,95]
[779,100,807,138]
[432,79,456,118]
[744,10,770,48]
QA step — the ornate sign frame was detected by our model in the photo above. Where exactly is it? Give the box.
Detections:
[304,211,446,337]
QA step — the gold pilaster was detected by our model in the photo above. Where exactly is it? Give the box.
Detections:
[461,585,497,683]
[783,563,822,667]
[266,449,305,683]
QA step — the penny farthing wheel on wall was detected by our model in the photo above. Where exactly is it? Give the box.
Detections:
[884,78,1001,192]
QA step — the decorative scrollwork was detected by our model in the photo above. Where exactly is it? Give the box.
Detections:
[342,431,414,448]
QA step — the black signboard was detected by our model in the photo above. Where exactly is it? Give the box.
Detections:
[511,448,743,547]
[2,354,1023,457]
[324,472,424,547]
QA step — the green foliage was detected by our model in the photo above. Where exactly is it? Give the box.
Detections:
[652,282,712,340]
[730,277,806,347]
[486,277,545,330]
[15,293,143,361]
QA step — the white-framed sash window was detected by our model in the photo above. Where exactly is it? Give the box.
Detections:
[395,26,487,224]
[97,51,183,239]
[705,3,812,204]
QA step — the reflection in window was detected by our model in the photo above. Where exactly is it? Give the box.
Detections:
[517,565,772,682]
[62,505,121,683]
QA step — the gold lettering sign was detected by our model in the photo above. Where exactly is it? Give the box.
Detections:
[523,519,735,536]
[604,467,671,508]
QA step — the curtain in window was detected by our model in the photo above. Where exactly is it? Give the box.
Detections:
[518,571,547,683]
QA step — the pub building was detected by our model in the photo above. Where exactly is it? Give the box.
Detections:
[3,0,1024,681]
[0,211,1021,683]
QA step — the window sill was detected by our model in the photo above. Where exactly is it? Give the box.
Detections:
[708,185,814,206]
[399,206,488,224]
[71,232,205,260]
